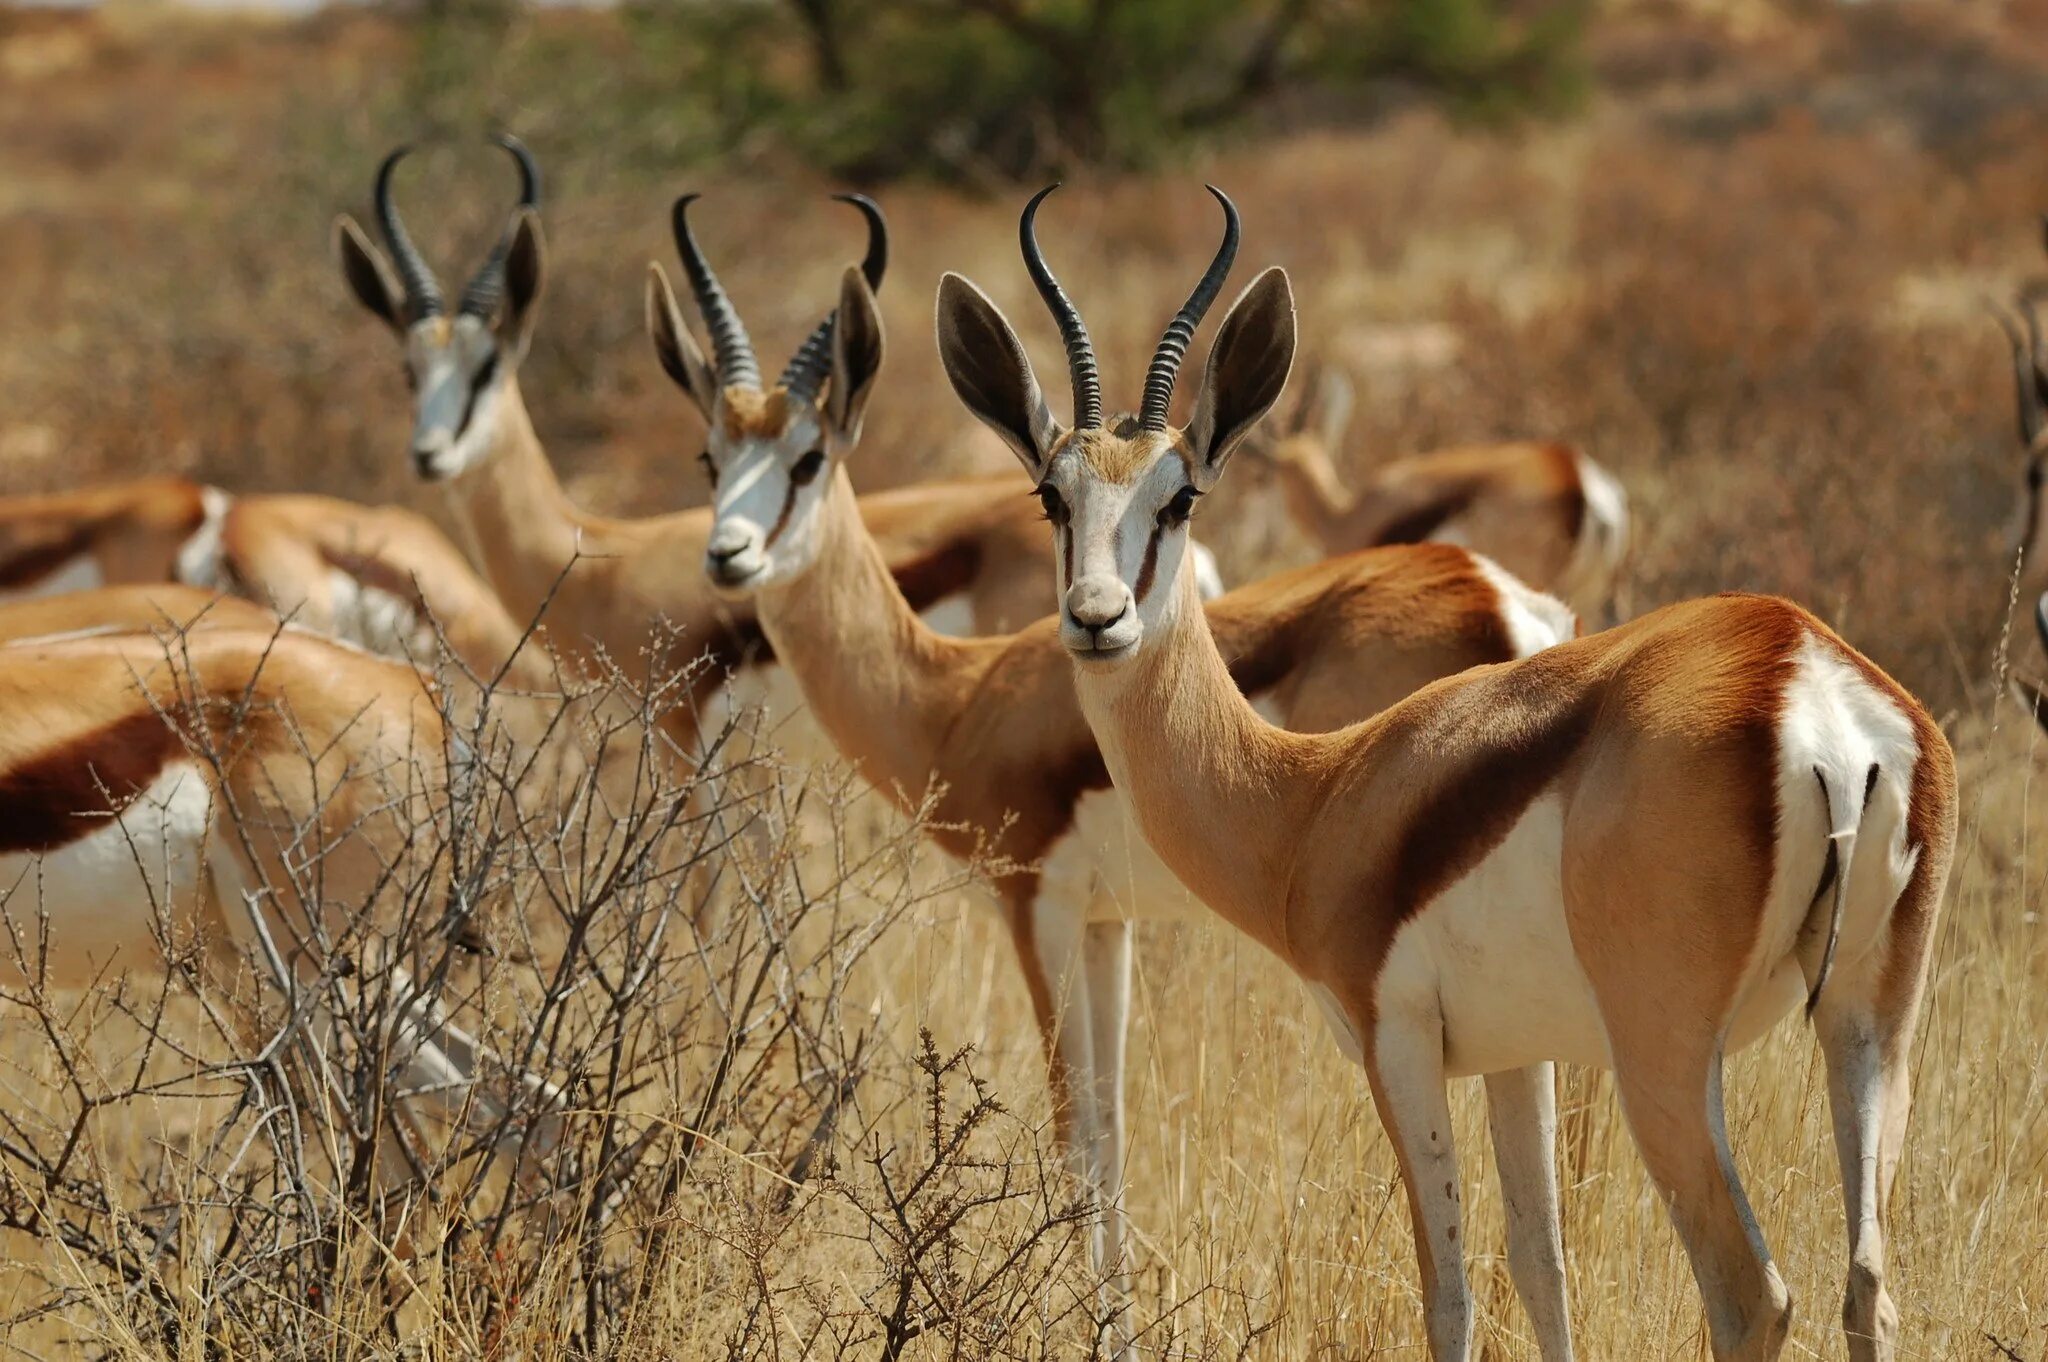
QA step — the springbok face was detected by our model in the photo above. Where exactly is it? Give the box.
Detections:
[335,136,546,481]
[646,194,888,592]
[936,186,1295,667]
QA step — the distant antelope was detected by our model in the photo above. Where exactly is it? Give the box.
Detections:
[336,139,1170,762]
[0,477,548,684]
[686,202,1573,1340]
[1990,278,2048,636]
[1249,360,1629,621]
[937,186,1956,1362]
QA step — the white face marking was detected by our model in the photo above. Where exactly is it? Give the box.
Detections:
[1044,438,1200,667]
[0,553,103,604]
[701,402,835,593]
[406,316,508,482]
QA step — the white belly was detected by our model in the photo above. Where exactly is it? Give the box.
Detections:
[0,763,214,985]
[1041,787,1208,926]
[1373,793,1610,1075]
[0,553,104,604]
[918,594,974,639]
[323,569,434,660]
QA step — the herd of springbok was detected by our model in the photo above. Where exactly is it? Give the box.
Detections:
[27,133,2048,1361]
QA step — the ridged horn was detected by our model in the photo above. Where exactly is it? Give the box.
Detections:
[459,132,543,320]
[374,145,444,320]
[669,194,761,391]
[1019,184,1101,430]
[1993,299,2048,448]
[780,193,890,404]
[1138,185,1240,433]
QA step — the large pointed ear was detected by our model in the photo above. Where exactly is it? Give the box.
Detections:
[1185,267,1296,489]
[829,265,885,444]
[335,214,406,333]
[646,261,719,419]
[935,272,1064,479]
[498,209,546,357]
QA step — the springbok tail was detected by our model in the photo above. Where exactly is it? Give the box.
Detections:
[1807,761,1879,1015]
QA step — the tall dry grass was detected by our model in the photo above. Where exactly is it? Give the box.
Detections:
[4,1,2048,1356]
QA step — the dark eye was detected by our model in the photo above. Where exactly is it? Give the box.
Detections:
[792,449,826,486]
[1037,483,1067,524]
[1157,485,1200,529]
[698,450,718,487]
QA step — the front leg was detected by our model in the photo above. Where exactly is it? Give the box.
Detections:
[1484,1063,1573,1360]
[1368,1002,1471,1360]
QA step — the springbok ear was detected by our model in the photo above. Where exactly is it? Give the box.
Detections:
[935,272,1064,478]
[335,215,406,333]
[646,262,719,419]
[1185,267,1296,489]
[498,210,546,357]
[829,265,885,444]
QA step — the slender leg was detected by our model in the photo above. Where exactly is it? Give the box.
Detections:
[1368,1009,1471,1361]
[1813,1002,1906,1362]
[1609,1035,1789,1360]
[1484,1064,1573,1360]
[1083,919,1134,1339]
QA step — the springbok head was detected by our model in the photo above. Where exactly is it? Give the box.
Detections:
[335,135,545,481]
[647,195,887,591]
[935,185,1294,667]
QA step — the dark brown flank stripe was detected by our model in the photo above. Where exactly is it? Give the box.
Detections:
[0,710,189,855]
[0,526,94,590]
[1370,484,1482,547]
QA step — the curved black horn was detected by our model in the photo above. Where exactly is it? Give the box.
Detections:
[1019,184,1102,431]
[374,145,444,319]
[670,194,761,391]
[459,132,545,320]
[780,193,890,403]
[1138,185,1241,433]
[1993,300,2048,448]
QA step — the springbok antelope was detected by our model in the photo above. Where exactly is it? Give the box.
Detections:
[0,476,547,682]
[1249,362,1629,621]
[692,227,1575,1334]
[0,604,529,1138]
[335,139,1131,760]
[936,187,1957,1362]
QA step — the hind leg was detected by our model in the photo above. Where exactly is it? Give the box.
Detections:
[1485,1064,1573,1360]
[1367,1001,1471,1360]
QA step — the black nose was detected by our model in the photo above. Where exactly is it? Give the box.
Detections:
[1075,603,1127,640]
[707,543,743,564]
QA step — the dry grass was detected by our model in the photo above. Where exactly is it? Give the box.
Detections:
[5,1,2048,1356]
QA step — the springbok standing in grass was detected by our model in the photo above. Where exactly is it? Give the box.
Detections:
[1248,360,1630,621]
[936,186,1956,1362]
[1991,276,2048,640]
[335,139,1132,764]
[0,475,546,682]
[686,191,1574,1345]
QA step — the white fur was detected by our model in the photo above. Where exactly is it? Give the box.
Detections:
[172,485,233,589]
[918,594,975,638]
[1561,451,1630,617]
[321,568,432,660]
[1188,540,1226,601]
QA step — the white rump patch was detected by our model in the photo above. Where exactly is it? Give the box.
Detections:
[173,485,233,589]
[1471,554,1576,657]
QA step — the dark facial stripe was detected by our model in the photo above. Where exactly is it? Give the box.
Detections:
[763,480,803,550]
[1059,524,1074,589]
[0,710,188,855]
[1133,526,1163,602]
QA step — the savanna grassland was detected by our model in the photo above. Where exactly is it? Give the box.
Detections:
[5,1,2048,1356]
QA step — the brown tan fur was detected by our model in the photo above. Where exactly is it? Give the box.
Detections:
[0,476,209,591]
[0,583,277,644]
